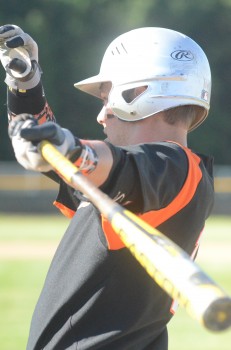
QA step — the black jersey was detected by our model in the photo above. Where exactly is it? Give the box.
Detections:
[27,141,214,350]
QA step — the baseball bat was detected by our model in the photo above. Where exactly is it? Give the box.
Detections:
[40,140,231,333]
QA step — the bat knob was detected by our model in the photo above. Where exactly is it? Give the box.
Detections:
[8,47,31,78]
[8,58,28,74]
[203,297,231,332]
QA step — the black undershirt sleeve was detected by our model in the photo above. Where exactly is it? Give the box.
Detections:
[7,81,46,116]
[7,80,58,187]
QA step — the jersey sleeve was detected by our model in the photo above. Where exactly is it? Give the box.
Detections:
[100,142,189,213]
[45,141,189,219]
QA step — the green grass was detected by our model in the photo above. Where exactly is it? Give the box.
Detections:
[0,214,69,241]
[0,214,230,350]
[0,214,69,350]
[0,261,50,350]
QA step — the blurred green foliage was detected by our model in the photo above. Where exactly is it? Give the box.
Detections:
[0,0,230,164]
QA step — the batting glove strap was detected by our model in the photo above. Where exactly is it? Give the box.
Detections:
[69,142,98,175]
[5,60,41,90]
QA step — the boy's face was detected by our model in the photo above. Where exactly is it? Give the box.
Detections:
[97,82,128,146]
[97,82,146,146]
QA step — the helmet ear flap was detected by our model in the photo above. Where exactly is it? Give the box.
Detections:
[109,83,152,121]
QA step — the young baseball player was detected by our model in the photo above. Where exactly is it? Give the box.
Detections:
[0,25,214,350]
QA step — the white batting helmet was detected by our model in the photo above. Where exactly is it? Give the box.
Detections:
[74,27,211,130]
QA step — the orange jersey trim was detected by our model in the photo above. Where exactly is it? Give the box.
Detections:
[102,146,202,250]
[53,200,75,219]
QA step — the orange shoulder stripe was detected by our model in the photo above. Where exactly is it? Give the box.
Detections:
[102,146,202,250]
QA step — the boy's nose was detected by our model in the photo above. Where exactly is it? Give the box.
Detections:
[97,107,107,125]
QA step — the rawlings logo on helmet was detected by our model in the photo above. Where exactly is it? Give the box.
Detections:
[171,50,194,61]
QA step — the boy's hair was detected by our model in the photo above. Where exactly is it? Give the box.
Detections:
[163,105,207,130]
